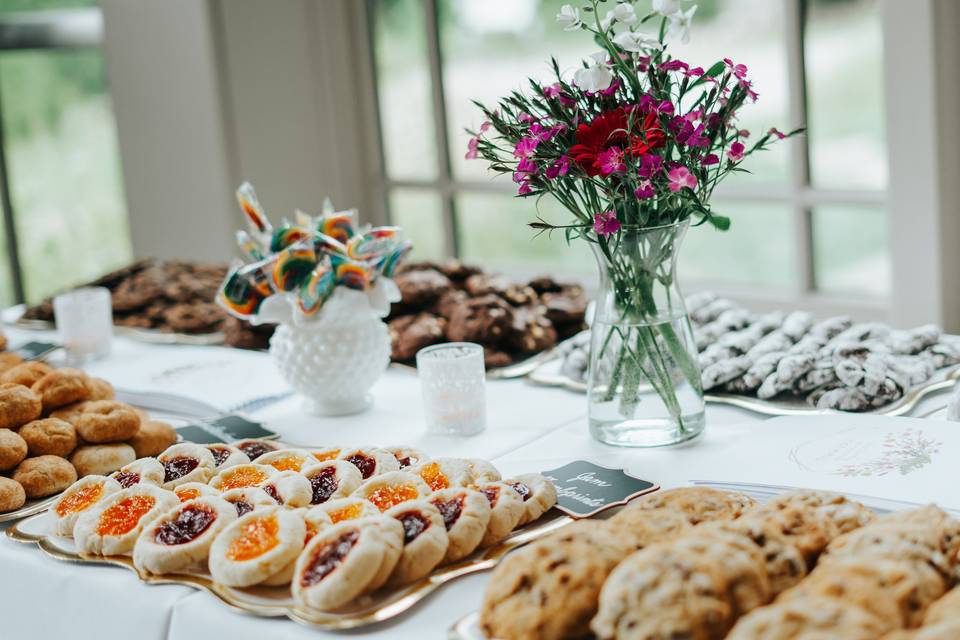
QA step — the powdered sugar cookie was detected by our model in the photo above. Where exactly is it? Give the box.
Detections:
[384,500,448,586]
[302,461,362,505]
[157,443,216,488]
[74,484,179,555]
[429,487,491,563]
[133,496,237,575]
[52,475,123,537]
[260,470,312,508]
[504,473,557,526]
[314,497,380,524]
[208,506,306,587]
[411,458,473,492]
[257,448,321,473]
[220,487,277,518]
[353,471,430,512]
[110,457,165,489]
[173,482,219,503]
[475,482,525,547]
[337,447,400,479]
[209,463,277,492]
[205,443,249,469]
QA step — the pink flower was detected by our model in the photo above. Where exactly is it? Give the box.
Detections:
[667,166,698,192]
[701,153,719,166]
[723,58,748,80]
[593,210,621,236]
[684,109,703,123]
[739,79,759,102]
[638,153,662,178]
[738,129,751,139]
[768,127,786,140]
[639,95,674,116]
[660,59,689,72]
[465,136,479,160]
[530,122,566,143]
[545,155,570,180]
[479,120,491,133]
[637,56,651,72]
[727,141,745,162]
[598,146,626,175]
[517,181,533,195]
[684,66,704,78]
[519,112,536,124]
[634,180,655,200]
[542,84,562,98]
[513,136,539,158]
[516,156,538,175]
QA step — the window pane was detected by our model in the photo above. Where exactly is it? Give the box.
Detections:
[806,0,886,190]
[0,49,132,303]
[0,221,13,307]
[389,187,446,261]
[812,205,889,296]
[372,0,437,181]
[680,201,794,288]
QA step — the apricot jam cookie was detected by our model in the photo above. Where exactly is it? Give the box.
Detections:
[129,420,177,458]
[353,471,431,512]
[0,476,26,513]
[157,443,216,488]
[725,595,891,640]
[232,438,280,461]
[31,368,90,410]
[384,500,448,587]
[257,448,320,473]
[74,484,179,556]
[74,401,141,444]
[337,447,400,479]
[220,487,277,518]
[110,457,165,488]
[0,361,53,388]
[173,482,219,503]
[429,487,491,563]
[13,455,77,498]
[52,475,123,536]
[260,470,312,507]
[134,496,238,575]
[208,506,306,587]
[0,427,28,470]
[70,443,136,477]
[385,446,429,470]
[311,446,342,463]
[208,463,277,492]
[504,473,558,526]
[0,383,42,430]
[314,497,381,524]
[625,486,755,525]
[18,418,76,457]
[302,460,362,505]
[410,459,473,492]
[475,481,525,547]
[205,443,249,469]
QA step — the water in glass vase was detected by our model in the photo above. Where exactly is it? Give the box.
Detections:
[588,311,706,447]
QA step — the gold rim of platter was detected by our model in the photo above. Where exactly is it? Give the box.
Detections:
[9,509,573,630]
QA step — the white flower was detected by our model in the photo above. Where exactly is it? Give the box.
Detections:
[613,30,663,52]
[652,0,681,16]
[556,4,582,31]
[611,3,638,25]
[573,52,614,92]
[667,5,697,44]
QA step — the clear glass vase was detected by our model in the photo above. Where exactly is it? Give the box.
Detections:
[587,219,706,447]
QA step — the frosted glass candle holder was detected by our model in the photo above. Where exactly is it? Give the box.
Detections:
[416,342,487,436]
[53,287,113,365]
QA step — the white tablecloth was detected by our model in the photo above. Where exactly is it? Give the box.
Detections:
[0,327,951,639]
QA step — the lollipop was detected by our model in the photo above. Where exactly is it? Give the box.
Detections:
[271,242,316,292]
[336,260,374,291]
[236,182,272,236]
[236,230,264,262]
[298,258,336,316]
[218,264,269,318]
[269,223,313,253]
[313,232,348,258]
[318,210,357,245]
[379,241,413,278]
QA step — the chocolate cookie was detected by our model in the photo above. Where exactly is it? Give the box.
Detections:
[446,294,514,344]
[111,270,162,312]
[484,348,513,369]
[506,306,558,354]
[465,274,537,306]
[389,313,447,361]
[541,287,588,326]
[163,302,224,334]
[395,269,451,309]
[432,289,468,319]
[222,317,275,350]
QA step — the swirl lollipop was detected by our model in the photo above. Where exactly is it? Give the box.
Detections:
[298,258,336,316]
[217,264,268,318]
[318,210,357,245]
[271,242,316,292]
[336,260,374,291]
[346,226,400,262]
[236,230,264,262]
[236,182,272,236]
[379,240,413,278]
[269,223,313,253]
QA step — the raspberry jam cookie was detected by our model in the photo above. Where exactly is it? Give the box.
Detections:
[74,484,179,556]
[205,443,249,469]
[384,500,448,586]
[385,446,429,470]
[260,470,312,507]
[157,443,217,488]
[134,496,238,575]
[261,508,335,587]
[466,459,501,483]
[0,383,42,430]
[337,447,400,479]
[110,457,165,488]
[220,487,277,518]
[52,475,123,536]
[411,459,474,492]
[302,461,362,505]
[209,506,306,587]
[233,439,280,461]
[315,497,380,524]
[354,471,430,512]
[352,516,404,591]
[475,482,525,547]
[173,482,219,503]
[74,401,141,444]
[209,463,277,492]
[257,448,320,473]
[429,488,492,563]
[504,473,558,526]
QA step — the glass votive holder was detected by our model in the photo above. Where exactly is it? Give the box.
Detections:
[416,342,487,436]
[53,287,113,365]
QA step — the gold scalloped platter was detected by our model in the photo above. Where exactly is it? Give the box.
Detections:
[7,508,573,630]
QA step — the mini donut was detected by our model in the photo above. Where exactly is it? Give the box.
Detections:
[18,418,76,457]
[311,446,342,462]
[52,475,123,536]
[31,368,90,410]
[466,459,501,483]
[0,383,42,430]
[128,420,178,458]
[157,443,216,488]
[0,476,26,513]
[411,458,474,492]
[209,463,277,492]
[261,508,335,587]
[173,482,219,503]
[505,473,558,526]
[257,448,321,473]
[0,427,28,470]
[302,461,362,505]
[134,496,238,575]
[429,488,492,564]
[384,500,448,586]
[0,361,53,388]
[74,484,179,556]
[315,497,381,524]
[110,457,165,488]
[232,439,280,461]
[260,470,312,507]
[13,455,78,498]
[208,506,306,587]
[220,487,277,518]
[337,447,400,480]
[74,401,141,444]
[205,443,249,469]
[353,471,431,512]
[0,351,23,374]
[475,481,525,547]
[49,401,91,426]
[385,446,429,470]
[70,443,136,477]
[86,378,115,401]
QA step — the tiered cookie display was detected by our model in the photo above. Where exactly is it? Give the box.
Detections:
[45,442,557,613]
[0,352,176,514]
[389,261,587,368]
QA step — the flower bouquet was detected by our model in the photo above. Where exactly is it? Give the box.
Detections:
[467,0,800,446]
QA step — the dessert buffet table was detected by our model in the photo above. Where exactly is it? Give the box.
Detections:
[0,326,952,640]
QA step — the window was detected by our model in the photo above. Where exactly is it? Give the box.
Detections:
[0,0,131,307]
[368,0,888,314]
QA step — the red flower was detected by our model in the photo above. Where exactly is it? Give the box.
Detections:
[568,106,665,176]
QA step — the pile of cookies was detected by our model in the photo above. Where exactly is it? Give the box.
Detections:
[0,353,177,513]
[48,441,557,612]
[481,486,960,640]
[389,261,587,368]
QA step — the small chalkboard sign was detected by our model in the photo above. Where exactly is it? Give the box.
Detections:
[176,414,278,444]
[14,341,60,361]
[542,460,659,519]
